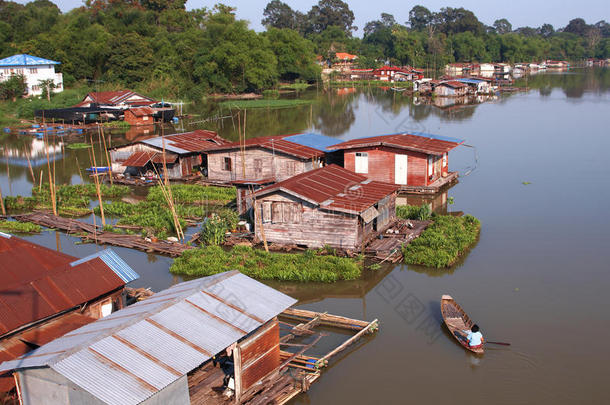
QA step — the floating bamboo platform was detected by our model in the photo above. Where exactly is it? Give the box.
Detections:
[11,211,193,256]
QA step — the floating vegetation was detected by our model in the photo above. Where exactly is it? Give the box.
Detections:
[402,215,481,268]
[522,181,532,185]
[146,184,235,205]
[199,209,239,245]
[220,99,314,109]
[396,204,431,220]
[0,220,41,233]
[102,121,130,128]
[170,245,362,282]
[66,143,92,150]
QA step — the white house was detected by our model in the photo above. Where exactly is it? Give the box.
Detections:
[0,54,63,97]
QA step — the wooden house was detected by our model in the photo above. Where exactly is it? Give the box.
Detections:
[205,133,342,183]
[0,271,297,405]
[372,66,408,81]
[455,78,493,94]
[444,63,472,76]
[434,81,469,97]
[0,233,139,401]
[123,106,155,126]
[253,164,399,249]
[109,130,230,179]
[333,52,358,70]
[327,132,464,194]
[233,178,275,215]
[74,90,156,108]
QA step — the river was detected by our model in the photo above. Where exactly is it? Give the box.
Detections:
[1,68,609,404]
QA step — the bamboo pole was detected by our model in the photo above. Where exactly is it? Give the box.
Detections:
[24,146,35,182]
[318,319,378,364]
[75,155,84,183]
[0,183,5,216]
[44,134,57,216]
[4,146,11,195]
[241,109,247,177]
[161,135,184,241]
[99,125,113,184]
[255,199,268,252]
[89,135,105,226]
[38,170,43,192]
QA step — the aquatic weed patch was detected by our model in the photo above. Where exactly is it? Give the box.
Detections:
[402,215,481,268]
[146,184,235,205]
[170,245,361,282]
[0,220,42,233]
[220,99,314,109]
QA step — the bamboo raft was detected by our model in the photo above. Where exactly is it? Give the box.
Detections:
[11,211,194,256]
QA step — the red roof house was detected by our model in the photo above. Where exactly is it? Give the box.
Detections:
[253,164,399,249]
[74,90,156,108]
[0,233,138,396]
[328,133,464,194]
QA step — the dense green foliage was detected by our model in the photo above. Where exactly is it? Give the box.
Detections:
[199,210,238,245]
[0,0,607,100]
[170,245,362,282]
[147,184,235,204]
[396,204,432,220]
[0,220,42,233]
[402,215,481,268]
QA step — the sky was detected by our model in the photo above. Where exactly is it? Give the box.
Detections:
[14,0,609,35]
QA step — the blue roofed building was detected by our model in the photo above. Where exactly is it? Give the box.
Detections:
[0,54,63,97]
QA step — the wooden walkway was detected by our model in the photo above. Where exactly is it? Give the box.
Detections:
[366,219,431,262]
[398,172,459,194]
[12,211,194,256]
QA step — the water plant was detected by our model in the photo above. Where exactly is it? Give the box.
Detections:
[396,204,432,220]
[170,245,361,282]
[0,220,42,233]
[402,214,481,268]
[220,99,314,109]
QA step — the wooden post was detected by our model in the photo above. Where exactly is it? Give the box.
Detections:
[44,134,57,216]
[100,125,113,184]
[4,146,10,195]
[255,200,268,252]
[318,319,378,364]
[24,146,35,182]
[38,170,43,192]
[233,346,242,404]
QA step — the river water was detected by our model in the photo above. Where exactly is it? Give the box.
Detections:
[1,68,609,404]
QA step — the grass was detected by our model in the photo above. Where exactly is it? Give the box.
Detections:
[0,220,42,233]
[170,245,362,282]
[220,99,314,109]
[66,143,92,150]
[402,214,481,268]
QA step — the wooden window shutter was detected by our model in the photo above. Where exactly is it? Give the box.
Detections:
[272,202,283,223]
[263,202,272,223]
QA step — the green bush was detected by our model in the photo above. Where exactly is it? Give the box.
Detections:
[0,220,42,233]
[402,215,481,268]
[170,245,361,282]
[396,204,431,220]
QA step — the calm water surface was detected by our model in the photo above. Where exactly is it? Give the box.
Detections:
[1,68,609,404]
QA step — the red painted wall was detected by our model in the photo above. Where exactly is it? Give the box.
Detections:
[343,146,440,186]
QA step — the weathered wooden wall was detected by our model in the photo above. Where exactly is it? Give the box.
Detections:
[124,111,153,126]
[207,147,319,183]
[110,144,195,179]
[254,191,361,249]
[343,146,435,186]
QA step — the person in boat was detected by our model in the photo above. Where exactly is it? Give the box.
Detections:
[463,324,484,348]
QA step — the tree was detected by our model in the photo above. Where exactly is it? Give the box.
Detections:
[539,23,554,38]
[140,0,186,12]
[306,0,356,35]
[493,18,512,34]
[435,7,484,35]
[265,28,320,82]
[0,74,27,102]
[106,32,154,85]
[408,5,433,31]
[262,0,301,30]
[38,78,55,101]
[563,18,588,36]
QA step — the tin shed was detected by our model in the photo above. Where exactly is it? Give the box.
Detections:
[0,271,296,405]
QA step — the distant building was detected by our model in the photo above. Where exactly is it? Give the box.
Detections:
[333,52,358,69]
[0,233,138,399]
[123,106,155,126]
[328,132,464,194]
[74,90,156,108]
[0,54,63,97]
[433,81,469,97]
[253,164,399,249]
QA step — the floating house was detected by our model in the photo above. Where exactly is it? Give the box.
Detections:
[123,106,155,126]
[444,63,471,76]
[74,91,156,108]
[372,66,423,81]
[0,54,63,97]
[253,164,399,249]
[327,132,465,194]
[0,233,138,400]
[110,130,230,179]
[205,133,342,183]
[455,78,493,94]
[433,81,469,97]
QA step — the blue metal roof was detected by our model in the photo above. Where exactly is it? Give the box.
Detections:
[284,133,341,152]
[456,78,484,84]
[378,131,465,144]
[0,54,60,67]
[70,249,140,283]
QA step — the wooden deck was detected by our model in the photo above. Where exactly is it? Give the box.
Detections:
[398,172,459,194]
[366,219,431,262]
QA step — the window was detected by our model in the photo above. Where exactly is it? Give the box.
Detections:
[101,300,113,317]
[223,157,232,171]
[443,153,447,167]
[31,85,40,91]
[262,201,272,223]
[355,152,368,174]
[428,156,434,177]
[29,68,38,74]
[272,202,283,223]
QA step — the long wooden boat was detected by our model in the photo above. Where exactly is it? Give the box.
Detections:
[441,295,484,354]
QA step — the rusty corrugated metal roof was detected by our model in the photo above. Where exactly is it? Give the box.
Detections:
[327,132,464,155]
[205,133,331,159]
[75,91,155,107]
[0,271,296,405]
[254,164,399,214]
[0,234,138,337]
[127,107,154,117]
[140,130,230,154]
[122,151,178,167]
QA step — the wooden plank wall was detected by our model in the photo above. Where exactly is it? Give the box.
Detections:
[343,146,431,186]
[206,147,315,182]
[254,191,360,249]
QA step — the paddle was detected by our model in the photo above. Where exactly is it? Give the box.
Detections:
[486,341,511,346]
